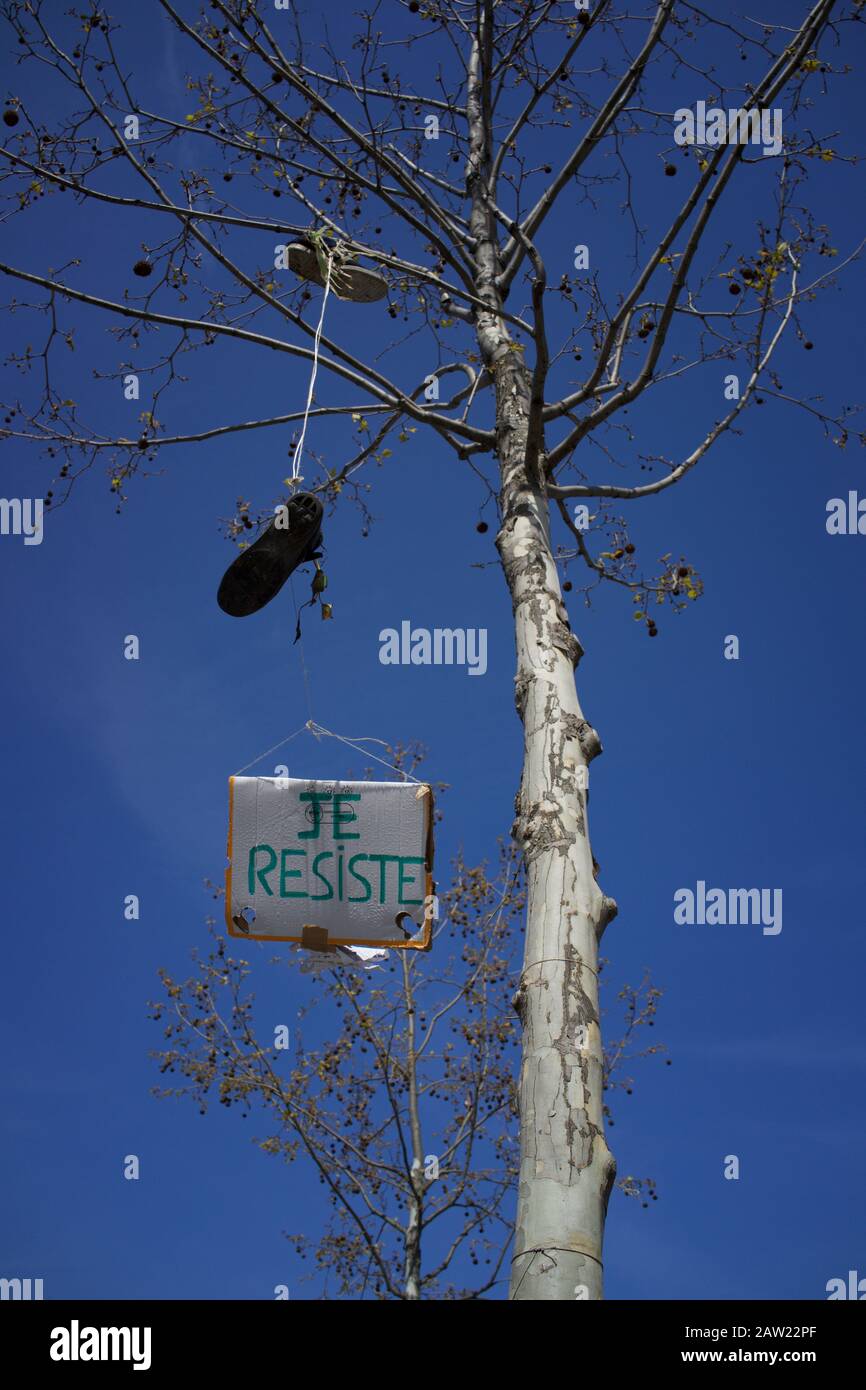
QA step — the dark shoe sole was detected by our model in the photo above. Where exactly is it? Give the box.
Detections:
[286,243,387,303]
[217,492,323,617]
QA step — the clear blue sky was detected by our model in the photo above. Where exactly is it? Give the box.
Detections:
[1,0,864,1299]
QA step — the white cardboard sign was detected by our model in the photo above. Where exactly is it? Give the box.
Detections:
[226,776,435,949]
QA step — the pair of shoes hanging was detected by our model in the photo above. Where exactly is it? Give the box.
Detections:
[217,242,386,618]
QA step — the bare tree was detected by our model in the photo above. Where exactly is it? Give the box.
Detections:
[1,0,860,1298]
[151,763,665,1300]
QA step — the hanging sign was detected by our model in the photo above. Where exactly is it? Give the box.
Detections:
[226,777,435,949]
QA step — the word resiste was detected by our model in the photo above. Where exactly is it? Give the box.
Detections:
[248,845,426,905]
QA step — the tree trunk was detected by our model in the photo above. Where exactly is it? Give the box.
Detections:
[466,4,616,1300]
[402,955,423,1300]
[403,1188,422,1301]
[493,354,618,1301]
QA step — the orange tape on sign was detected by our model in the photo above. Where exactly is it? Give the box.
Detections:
[225,776,435,950]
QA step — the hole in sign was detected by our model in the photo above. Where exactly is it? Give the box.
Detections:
[232,906,257,934]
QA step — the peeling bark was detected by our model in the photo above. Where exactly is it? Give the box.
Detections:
[465,9,617,1299]
[494,379,617,1300]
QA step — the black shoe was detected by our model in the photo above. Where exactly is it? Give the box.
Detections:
[217,492,324,617]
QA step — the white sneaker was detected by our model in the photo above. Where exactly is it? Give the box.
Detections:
[285,242,387,303]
